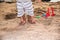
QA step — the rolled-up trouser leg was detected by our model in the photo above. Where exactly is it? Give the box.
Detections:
[24,1,34,16]
[16,2,24,17]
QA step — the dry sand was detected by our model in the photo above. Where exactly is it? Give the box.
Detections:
[0,2,60,40]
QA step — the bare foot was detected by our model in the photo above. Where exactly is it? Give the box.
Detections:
[28,19,36,24]
[28,16,36,24]
[19,15,26,25]
[19,21,26,25]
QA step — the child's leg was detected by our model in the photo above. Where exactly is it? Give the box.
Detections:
[17,2,24,17]
[16,2,26,24]
[27,15,36,24]
[24,1,36,24]
[19,14,26,25]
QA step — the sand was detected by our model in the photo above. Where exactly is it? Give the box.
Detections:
[0,2,60,40]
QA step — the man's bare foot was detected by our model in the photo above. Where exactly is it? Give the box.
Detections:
[28,16,36,24]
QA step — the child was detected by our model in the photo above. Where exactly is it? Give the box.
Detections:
[16,0,36,24]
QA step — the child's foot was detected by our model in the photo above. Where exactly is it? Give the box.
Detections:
[19,20,26,25]
[19,15,26,25]
[28,19,36,24]
[28,16,36,24]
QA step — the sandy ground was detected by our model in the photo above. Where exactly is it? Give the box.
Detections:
[0,2,60,40]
